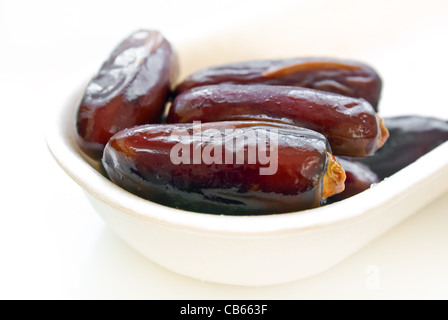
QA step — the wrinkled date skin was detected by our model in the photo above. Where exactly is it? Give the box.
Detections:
[102,121,346,215]
[356,115,448,180]
[327,156,379,203]
[76,29,179,159]
[174,57,382,110]
[167,84,389,157]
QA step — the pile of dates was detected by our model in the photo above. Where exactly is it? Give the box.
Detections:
[75,29,448,215]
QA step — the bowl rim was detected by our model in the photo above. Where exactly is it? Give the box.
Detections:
[46,68,448,236]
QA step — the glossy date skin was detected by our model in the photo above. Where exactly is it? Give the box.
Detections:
[356,115,448,180]
[76,29,179,159]
[167,84,389,157]
[102,121,346,215]
[327,157,379,203]
[174,57,382,110]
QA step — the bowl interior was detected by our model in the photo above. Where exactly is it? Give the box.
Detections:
[46,17,448,236]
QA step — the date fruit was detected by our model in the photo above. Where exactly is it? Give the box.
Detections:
[356,115,448,180]
[174,57,382,110]
[167,84,389,157]
[102,121,346,215]
[76,29,179,159]
[327,157,379,203]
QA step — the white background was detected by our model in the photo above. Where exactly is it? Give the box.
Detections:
[1,0,448,299]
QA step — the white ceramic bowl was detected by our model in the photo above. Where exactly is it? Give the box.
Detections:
[46,22,448,286]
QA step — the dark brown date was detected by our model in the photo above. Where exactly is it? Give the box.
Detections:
[167,84,389,157]
[102,121,346,215]
[76,29,179,159]
[356,115,448,180]
[175,57,382,110]
[327,157,379,203]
